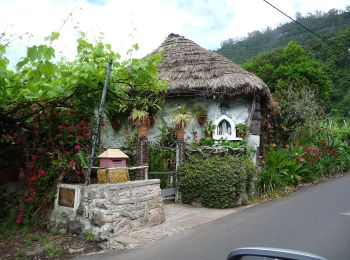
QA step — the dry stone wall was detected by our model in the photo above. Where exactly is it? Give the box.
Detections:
[51,180,165,242]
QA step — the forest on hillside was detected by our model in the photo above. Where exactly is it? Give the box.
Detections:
[216,8,350,119]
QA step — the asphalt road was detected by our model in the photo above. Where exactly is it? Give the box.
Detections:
[85,174,350,260]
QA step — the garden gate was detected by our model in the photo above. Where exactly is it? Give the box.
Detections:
[148,145,177,199]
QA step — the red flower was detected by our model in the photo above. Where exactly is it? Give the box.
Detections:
[80,120,87,126]
[76,170,82,175]
[31,175,37,182]
[26,197,34,204]
[74,144,81,151]
[77,135,83,141]
[70,161,77,168]
[15,219,21,225]
[67,125,74,132]
[38,168,46,176]
[33,114,39,121]
[82,126,89,132]
[85,132,91,139]
[57,124,64,129]
[32,155,38,161]
[25,163,35,169]
[329,148,337,156]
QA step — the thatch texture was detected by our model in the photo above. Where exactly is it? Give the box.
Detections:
[153,34,272,100]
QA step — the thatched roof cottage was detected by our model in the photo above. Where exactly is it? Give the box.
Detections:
[102,33,272,149]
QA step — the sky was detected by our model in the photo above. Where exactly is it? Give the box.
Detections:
[0,0,349,64]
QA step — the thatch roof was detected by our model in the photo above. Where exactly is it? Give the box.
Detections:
[153,33,272,100]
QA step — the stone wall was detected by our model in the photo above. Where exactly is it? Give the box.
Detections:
[50,180,165,242]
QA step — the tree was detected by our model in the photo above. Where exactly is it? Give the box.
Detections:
[242,41,331,99]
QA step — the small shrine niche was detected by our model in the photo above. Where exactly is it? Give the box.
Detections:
[213,115,237,140]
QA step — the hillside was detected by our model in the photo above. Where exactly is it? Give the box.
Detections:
[217,8,350,64]
[216,8,350,118]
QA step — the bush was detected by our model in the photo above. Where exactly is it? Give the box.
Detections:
[178,154,256,208]
[256,148,302,195]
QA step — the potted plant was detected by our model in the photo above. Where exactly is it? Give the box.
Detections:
[171,112,192,139]
[203,121,216,138]
[192,105,207,125]
[235,122,247,138]
[129,109,150,137]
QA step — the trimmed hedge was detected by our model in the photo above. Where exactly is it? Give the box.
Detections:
[178,154,257,208]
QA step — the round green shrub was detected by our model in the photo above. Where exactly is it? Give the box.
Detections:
[178,154,257,208]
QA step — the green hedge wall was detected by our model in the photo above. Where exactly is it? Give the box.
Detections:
[178,154,257,208]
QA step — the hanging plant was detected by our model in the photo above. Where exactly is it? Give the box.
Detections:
[129,109,150,137]
[171,112,191,139]
[235,123,247,138]
[203,121,216,138]
[192,105,207,125]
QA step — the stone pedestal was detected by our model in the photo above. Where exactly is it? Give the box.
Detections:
[51,180,165,242]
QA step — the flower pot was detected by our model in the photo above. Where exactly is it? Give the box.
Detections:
[176,129,185,139]
[197,115,207,126]
[204,131,212,138]
[137,126,148,137]
[236,131,245,138]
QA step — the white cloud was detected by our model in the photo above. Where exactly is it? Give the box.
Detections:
[0,0,349,65]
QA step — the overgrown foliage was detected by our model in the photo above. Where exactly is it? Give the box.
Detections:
[0,30,167,223]
[178,154,257,208]
[257,122,350,196]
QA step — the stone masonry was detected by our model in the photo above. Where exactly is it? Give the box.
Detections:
[51,180,165,242]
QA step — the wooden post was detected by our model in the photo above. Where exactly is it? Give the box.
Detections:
[136,136,148,180]
[86,59,113,185]
[246,95,256,138]
[176,139,185,169]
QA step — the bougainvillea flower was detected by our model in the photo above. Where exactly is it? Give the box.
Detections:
[64,151,71,156]
[76,170,82,175]
[70,161,77,168]
[77,135,83,141]
[85,133,91,139]
[80,120,87,126]
[31,155,38,161]
[67,125,74,132]
[57,124,64,129]
[26,197,34,204]
[25,163,35,169]
[31,175,37,182]
[74,144,81,151]
[38,169,47,176]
